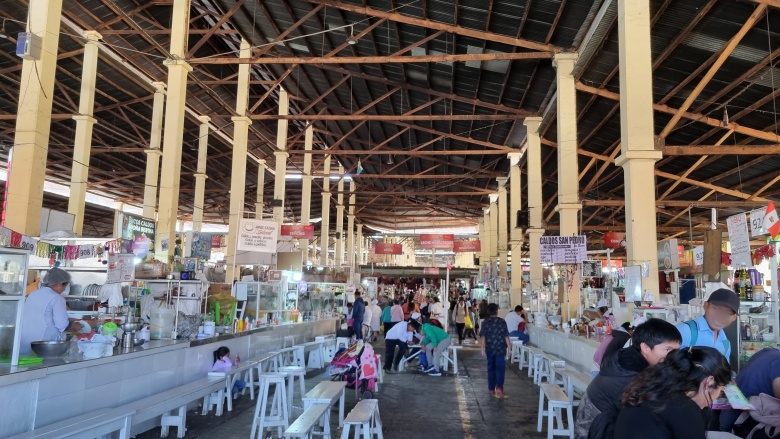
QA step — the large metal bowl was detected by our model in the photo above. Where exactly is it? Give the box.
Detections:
[30,341,70,358]
[120,322,143,332]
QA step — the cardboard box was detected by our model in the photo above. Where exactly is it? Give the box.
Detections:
[208,283,233,295]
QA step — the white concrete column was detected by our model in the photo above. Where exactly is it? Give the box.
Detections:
[509,152,524,306]
[143,82,166,220]
[489,194,499,265]
[255,160,266,219]
[525,117,545,303]
[335,166,345,266]
[192,115,210,232]
[113,201,124,236]
[225,39,252,280]
[347,180,356,268]
[356,224,363,266]
[155,0,192,261]
[553,53,581,321]
[497,177,508,279]
[300,123,314,254]
[616,0,662,299]
[67,30,101,235]
[4,0,63,235]
[273,88,290,225]
[481,208,489,266]
[320,156,332,266]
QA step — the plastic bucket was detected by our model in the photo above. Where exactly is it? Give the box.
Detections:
[150,308,176,340]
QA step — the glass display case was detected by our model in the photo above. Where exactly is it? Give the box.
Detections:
[305,282,342,320]
[0,247,31,367]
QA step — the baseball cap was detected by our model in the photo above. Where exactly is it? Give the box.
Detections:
[411,312,421,320]
[706,288,740,314]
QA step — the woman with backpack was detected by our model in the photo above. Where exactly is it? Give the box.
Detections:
[451,297,471,345]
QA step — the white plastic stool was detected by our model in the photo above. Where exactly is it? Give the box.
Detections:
[336,337,350,351]
[519,344,531,370]
[251,373,290,439]
[510,340,524,364]
[279,366,307,417]
[202,387,228,416]
[321,339,338,363]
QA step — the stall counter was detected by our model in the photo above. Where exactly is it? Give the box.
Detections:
[0,318,339,438]
[527,325,602,372]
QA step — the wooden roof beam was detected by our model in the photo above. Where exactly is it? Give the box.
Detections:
[189,51,553,65]
[662,145,780,155]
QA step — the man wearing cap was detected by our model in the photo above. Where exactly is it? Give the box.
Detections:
[675,288,739,362]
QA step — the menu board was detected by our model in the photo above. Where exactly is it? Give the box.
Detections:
[237,218,278,253]
[582,260,602,278]
[106,253,135,283]
[539,235,587,264]
[727,213,752,267]
[623,265,643,302]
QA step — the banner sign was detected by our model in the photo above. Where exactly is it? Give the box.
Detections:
[539,235,587,264]
[453,240,481,252]
[601,259,623,269]
[604,232,626,248]
[120,213,155,259]
[423,267,440,275]
[237,218,278,253]
[280,224,315,239]
[211,234,224,248]
[727,213,752,267]
[375,243,403,255]
[657,238,680,270]
[419,234,454,249]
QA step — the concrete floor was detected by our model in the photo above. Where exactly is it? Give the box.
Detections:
[136,338,547,439]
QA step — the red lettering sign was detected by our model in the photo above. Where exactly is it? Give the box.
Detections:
[423,267,440,275]
[419,234,454,249]
[453,240,481,252]
[280,225,315,239]
[604,232,626,248]
[375,243,403,255]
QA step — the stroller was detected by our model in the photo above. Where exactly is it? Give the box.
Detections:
[325,341,379,399]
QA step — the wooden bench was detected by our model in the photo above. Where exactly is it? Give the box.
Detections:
[123,375,226,438]
[525,347,545,383]
[278,346,305,368]
[340,399,383,439]
[554,366,593,406]
[537,383,574,439]
[302,340,326,369]
[302,380,348,427]
[539,354,565,386]
[396,345,422,372]
[8,407,134,439]
[440,345,463,374]
[283,403,331,439]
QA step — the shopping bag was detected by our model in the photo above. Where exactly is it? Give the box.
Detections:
[465,314,474,329]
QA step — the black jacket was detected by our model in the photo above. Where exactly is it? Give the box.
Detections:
[574,346,649,439]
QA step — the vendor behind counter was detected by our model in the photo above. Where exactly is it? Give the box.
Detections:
[19,268,86,355]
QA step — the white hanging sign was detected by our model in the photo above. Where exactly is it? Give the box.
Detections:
[749,208,767,237]
[237,218,278,253]
[539,235,588,264]
[726,213,752,267]
[693,245,704,267]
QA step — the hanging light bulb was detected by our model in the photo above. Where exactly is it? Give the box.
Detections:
[356,159,363,175]
[346,25,359,45]
[386,154,394,165]
[0,20,7,39]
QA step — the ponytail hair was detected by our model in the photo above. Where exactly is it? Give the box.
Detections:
[622,346,730,411]
[213,346,230,365]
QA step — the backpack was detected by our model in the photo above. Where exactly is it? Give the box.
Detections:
[429,318,444,329]
[735,393,780,438]
[684,320,730,356]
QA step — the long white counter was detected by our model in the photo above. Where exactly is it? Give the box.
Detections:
[527,325,602,372]
[0,318,339,438]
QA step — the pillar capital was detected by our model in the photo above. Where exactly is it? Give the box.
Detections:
[555,203,582,213]
[483,206,491,214]
[507,152,523,166]
[496,177,508,189]
[163,58,193,72]
[524,116,542,132]
[552,52,579,71]
[72,114,96,123]
[194,172,208,179]
[274,150,289,159]
[152,81,167,93]
[198,115,211,124]
[145,148,162,156]
[615,149,663,167]
[231,116,251,125]
[83,30,102,41]
[489,193,499,204]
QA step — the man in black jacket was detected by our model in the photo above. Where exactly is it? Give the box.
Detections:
[574,318,682,439]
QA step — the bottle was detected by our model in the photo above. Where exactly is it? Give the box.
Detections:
[745,323,752,340]
[244,317,249,331]
[235,353,240,365]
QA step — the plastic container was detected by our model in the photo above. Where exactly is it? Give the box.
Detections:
[150,308,176,340]
[203,321,215,336]
[139,326,150,341]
